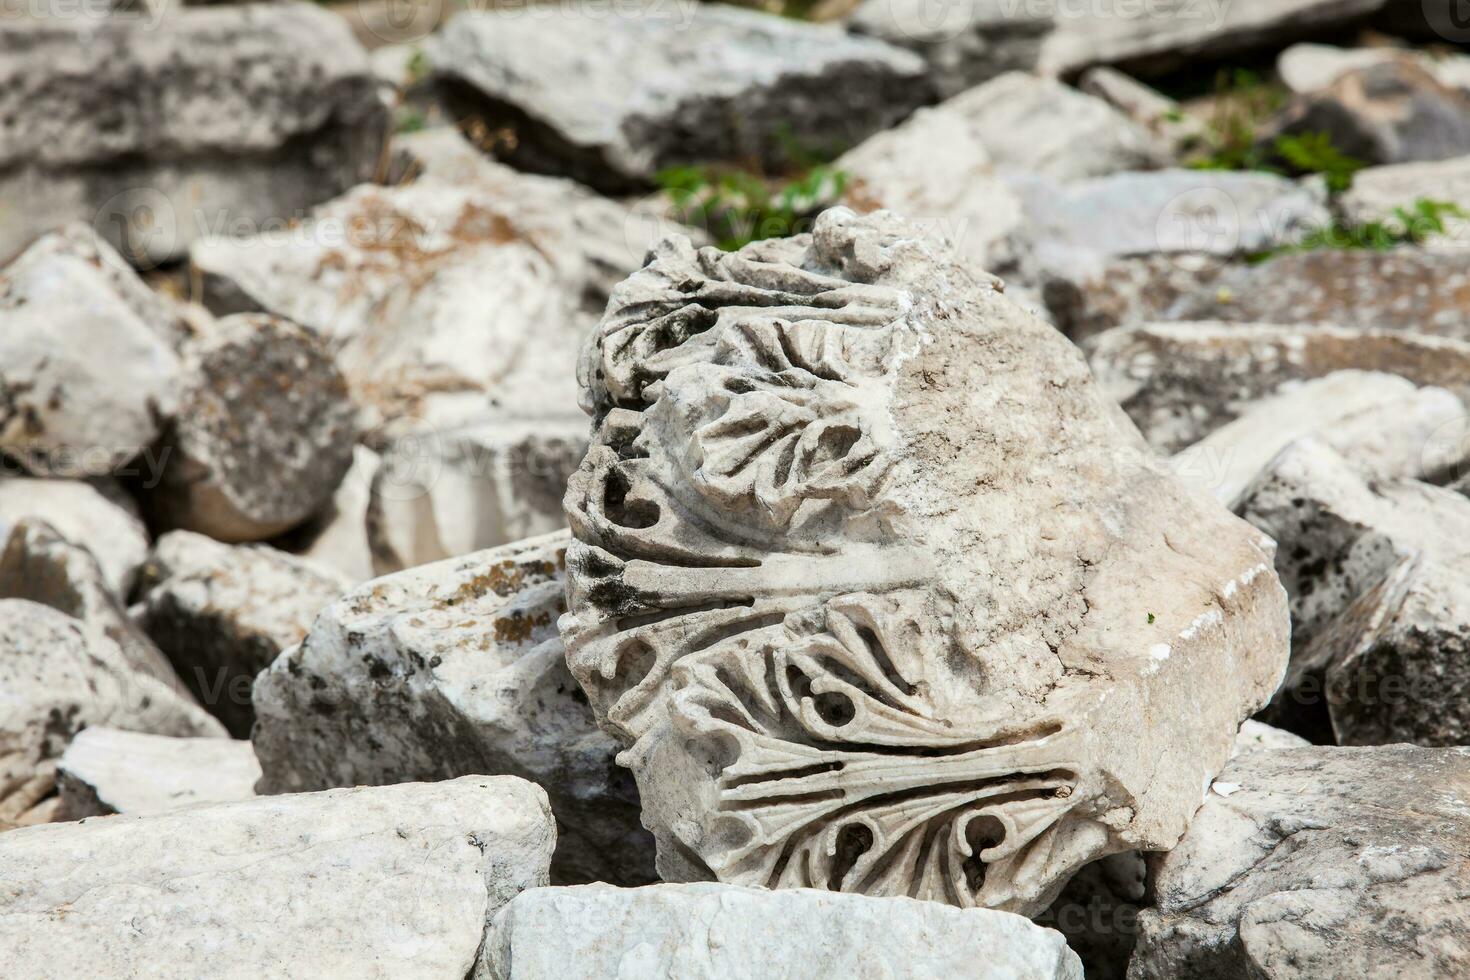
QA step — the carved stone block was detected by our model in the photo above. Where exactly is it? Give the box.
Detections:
[561,209,1289,914]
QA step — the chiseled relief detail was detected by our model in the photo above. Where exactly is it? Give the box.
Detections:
[561,209,1289,914]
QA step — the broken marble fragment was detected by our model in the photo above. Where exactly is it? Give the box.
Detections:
[0,518,176,685]
[1240,441,1470,746]
[1039,0,1387,76]
[136,531,352,737]
[251,531,654,886]
[847,0,1052,101]
[429,6,927,192]
[944,73,1167,181]
[0,4,387,266]
[485,883,1084,979]
[561,208,1289,914]
[366,412,586,575]
[0,599,224,829]
[57,727,259,819]
[0,476,149,597]
[0,227,182,476]
[1163,242,1470,340]
[1131,744,1470,979]
[1086,322,1470,454]
[0,776,554,979]
[1170,370,1468,506]
[145,313,357,543]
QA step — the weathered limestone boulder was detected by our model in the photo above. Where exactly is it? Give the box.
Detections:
[136,531,350,738]
[0,223,189,347]
[1164,248,1470,339]
[146,313,357,542]
[0,476,149,595]
[561,208,1290,913]
[191,177,601,426]
[1271,61,1470,165]
[1079,67,1204,151]
[1086,322,1470,454]
[252,531,654,886]
[1170,371,1467,506]
[276,443,381,583]
[1336,156,1470,230]
[1233,720,1310,756]
[0,599,224,829]
[1130,745,1470,979]
[486,883,1083,979]
[1278,42,1470,96]
[836,102,1025,278]
[0,518,176,685]
[943,73,1167,181]
[1017,169,1327,282]
[1039,0,1387,76]
[366,413,586,574]
[429,6,927,192]
[57,727,259,819]
[1044,253,1221,342]
[0,776,554,979]
[1240,441,1470,746]
[0,3,388,266]
[0,227,182,476]
[847,0,1052,100]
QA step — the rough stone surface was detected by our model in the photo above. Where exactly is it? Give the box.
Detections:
[275,443,381,583]
[1016,169,1327,282]
[942,73,1166,181]
[0,226,182,475]
[1232,720,1310,756]
[0,776,555,979]
[836,101,1024,278]
[561,208,1289,913]
[1278,42,1470,95]
[0,3,388,266]
[1240,441,1470,747]
[136,531,352,738]
[1043,253,1220,342]
[0,599,224,829]
[146,313,357,542]
[1163,248,1470,340]
[485,883,1084,980]
[0,518,176,685]
[1336,156,1470,229]
[1039,0,1388,76]
[429,6,928,192]
[1130,745,1470,979]
[1079,67,1204,150]
[366,413,586,575]
[1271,60,1470,165]
[1170,370,1467,506]
[0,477,149,596]
[56,727,259,819]
[1086,321,1470,454]
[252,531,654,886]
[191,173,612,426]
[847,0,1052,100]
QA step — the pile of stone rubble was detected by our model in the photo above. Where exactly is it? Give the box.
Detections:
[3,1,1470,977]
